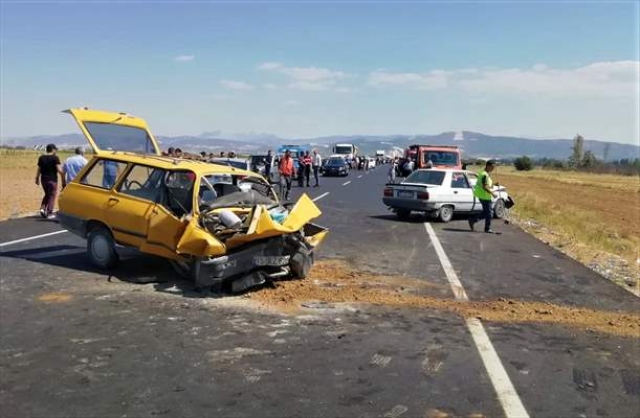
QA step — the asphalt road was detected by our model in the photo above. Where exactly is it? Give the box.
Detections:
[1,166,638,418]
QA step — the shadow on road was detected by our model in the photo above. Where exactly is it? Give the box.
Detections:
[0,244,211,299]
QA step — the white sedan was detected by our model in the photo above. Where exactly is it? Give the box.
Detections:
[382,169,510,222]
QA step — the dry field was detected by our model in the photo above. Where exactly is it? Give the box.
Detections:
[493,166,639,292]
[0,150,74,219]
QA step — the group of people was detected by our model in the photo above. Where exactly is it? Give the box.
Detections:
[35,144,87,219]
[277,149,322,200]
[162,147,239,162]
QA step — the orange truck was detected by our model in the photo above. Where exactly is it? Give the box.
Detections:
[405,144,462,169]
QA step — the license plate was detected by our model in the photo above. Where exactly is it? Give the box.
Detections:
[398,190,414,198]
[253,255,290,267]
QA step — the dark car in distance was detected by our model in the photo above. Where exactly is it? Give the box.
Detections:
[322,157,350,177]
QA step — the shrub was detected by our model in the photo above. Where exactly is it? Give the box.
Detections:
[514,156,533,171]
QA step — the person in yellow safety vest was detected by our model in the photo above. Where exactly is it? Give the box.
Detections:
[468,160,498,233]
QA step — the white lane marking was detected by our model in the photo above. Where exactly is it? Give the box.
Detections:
[0,230,68,248]
[342,181,351,186]
[357,175,363,178]
[423,222,529,418]
[313,192,329,202]
[424,223,468,300]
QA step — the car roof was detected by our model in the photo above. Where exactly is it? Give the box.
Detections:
[89,152,260,177]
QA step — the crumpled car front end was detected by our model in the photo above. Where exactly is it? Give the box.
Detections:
[176,187,328,293]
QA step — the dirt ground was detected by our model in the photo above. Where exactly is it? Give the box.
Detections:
[0,167,52,219]
[247,260,640,338]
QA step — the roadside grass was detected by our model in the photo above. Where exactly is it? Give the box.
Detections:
[499,166,640,193]
[0,149,74,169]
[482,165,639,293]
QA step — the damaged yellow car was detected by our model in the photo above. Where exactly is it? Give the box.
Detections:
[58,108,328,292]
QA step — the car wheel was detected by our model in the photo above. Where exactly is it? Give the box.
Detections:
[493,198,505,219]
[396,209,411,221]
[87,227,119,269]
[438,205,454,223]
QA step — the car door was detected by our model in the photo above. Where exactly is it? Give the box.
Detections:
[109,164,164,247]
[450,171,474,211]
[141,170,195,259]
[464,172,480,212]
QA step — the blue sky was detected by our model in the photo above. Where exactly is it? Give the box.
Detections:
[1,1,639,144]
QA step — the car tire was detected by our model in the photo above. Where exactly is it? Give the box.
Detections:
[438,205,454,223]
[87,227,119,269]
[396,209,411,221]
[493,198,505,219]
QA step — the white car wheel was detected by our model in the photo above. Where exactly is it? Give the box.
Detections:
[493,198,505,219]
[438,205,454,223]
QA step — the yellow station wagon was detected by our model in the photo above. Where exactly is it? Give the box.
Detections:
[58,108,327,292]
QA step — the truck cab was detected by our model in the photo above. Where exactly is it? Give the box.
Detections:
[408,145,462,170]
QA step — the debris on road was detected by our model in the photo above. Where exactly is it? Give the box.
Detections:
[250,260,640,338]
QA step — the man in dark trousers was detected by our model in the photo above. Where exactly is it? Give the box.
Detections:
[35,143,63,219]
[264,150,273,181]
[278,149,295,200]
[302,150,313,187]
[468,160,498,233]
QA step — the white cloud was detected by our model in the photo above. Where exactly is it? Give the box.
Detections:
[457,61,639,97]
[367,61,639,97]
[283,100,300,107]
[334,87,351,93]
[175,55,195,62]
[259,62,350,92]
[219,80,254,90]
[368,70,449,89]
[263,83,278,90]
[258,62,283,70]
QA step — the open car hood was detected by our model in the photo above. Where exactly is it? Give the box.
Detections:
[63,108,161,156]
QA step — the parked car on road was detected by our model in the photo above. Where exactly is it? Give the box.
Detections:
[382,169,509,222]
[210,157,251,171]
[58,108,327,293]
[322,156,350,177]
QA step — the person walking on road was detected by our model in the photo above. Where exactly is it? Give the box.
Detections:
[468,160,498,233]
[279,149,295,200]
[35,143,63,219]
[388,159,397,183]
[264,150,273,181]
[62,146,88,186]
[312,149,322,187]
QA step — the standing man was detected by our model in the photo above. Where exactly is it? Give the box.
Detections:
[279,149,295,200]
[468,160,498,234]
[302,151,313,187]
[62,146,88,186]
[35,143,63,219]
[312,149,322,187]
[264,150,273,181]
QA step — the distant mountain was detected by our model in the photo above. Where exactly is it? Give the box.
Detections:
[3,131,638,161]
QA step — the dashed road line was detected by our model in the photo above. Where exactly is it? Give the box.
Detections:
[423,222,529,418]
[342,181,352,186]
[0,230,68,248]
[313,192,330,202]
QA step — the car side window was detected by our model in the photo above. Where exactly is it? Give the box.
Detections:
[466,173,478,188]
[451,172,469,188]
[81,159,127,189]
[118,164,165,202]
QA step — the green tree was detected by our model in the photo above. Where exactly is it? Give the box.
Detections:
[581,150,598,168]
[513,156,533,171]
[569,134,584,167]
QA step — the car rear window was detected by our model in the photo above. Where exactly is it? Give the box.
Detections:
[404,170,445,185]
[84,122,156,154]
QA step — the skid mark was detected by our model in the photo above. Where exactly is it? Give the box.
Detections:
[38,292,72,303]
[370,353,392,368]
[384,404,408,418]
[206,347,271,364]
[422,348,448,375]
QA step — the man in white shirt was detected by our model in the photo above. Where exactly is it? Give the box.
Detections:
[312,149,322,187]
[62,147,88,187]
